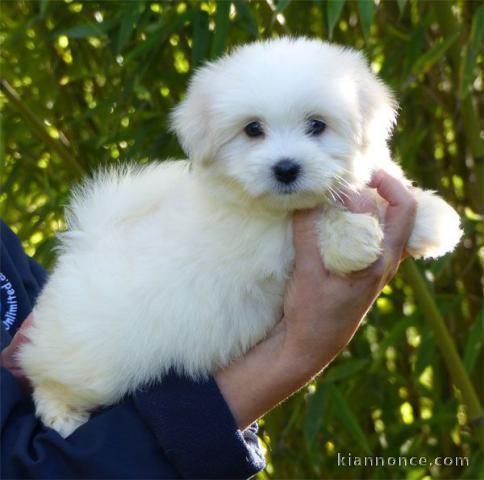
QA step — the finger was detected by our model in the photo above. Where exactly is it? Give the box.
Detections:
[370,170,417,259]
[0,314,33,370]
[292,208,326,273]
[342,188,379,216]
[0,315,33,390]
[11,314,34,347]
[292,209,320,259]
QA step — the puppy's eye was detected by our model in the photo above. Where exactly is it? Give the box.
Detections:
[244,121,264,138]
[307,118,326,136]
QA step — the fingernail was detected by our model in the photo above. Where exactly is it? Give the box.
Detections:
[369,170,383,187]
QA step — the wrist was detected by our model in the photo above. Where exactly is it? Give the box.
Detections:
[277,316,348,376]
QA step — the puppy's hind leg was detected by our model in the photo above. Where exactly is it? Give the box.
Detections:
[32,381,91,438]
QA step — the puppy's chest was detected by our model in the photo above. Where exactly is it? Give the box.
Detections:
[215,219,294,283]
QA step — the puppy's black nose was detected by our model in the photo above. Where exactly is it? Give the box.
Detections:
[273,159,301,184]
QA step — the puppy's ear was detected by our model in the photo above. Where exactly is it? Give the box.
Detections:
[170,81,217,166]
[357,63,398,149]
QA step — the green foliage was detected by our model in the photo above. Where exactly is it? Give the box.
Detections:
[1,1,482,478]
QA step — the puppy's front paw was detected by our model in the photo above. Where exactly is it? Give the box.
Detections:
[318,210,383,275]
[408,189,462,258]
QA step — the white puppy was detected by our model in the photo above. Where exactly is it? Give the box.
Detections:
[19,38,462,437]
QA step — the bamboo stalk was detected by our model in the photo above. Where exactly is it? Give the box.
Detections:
[0,79,84,177]
[401,259,483,448]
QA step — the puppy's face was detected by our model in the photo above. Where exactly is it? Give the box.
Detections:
[172,38,396,211]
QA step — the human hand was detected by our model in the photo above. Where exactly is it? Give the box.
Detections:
[0,314,33,390]
[278,169,417,372]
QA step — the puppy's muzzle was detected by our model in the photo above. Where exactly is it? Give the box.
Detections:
[272,159,301,185]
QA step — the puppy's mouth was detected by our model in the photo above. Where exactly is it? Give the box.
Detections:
[275,184,299,195]
[272,177,306,196]
[272,181,349,207]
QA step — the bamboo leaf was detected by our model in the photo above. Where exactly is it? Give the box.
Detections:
[58,21,114,39]
[325,0,346,39]
[40,0,48,17]
[126,11,194,62]
[371,316,417,368]
[396,0,406,14]
[463,309,483,374]
[429,250,453,279]
[321,359,368,383]
[234,0,259,38]
[411,32,460,76]
[275,0,291,14]
[211,1,231,59]
[398,126,428,169]
[304,385,329,444]
[414,330,436,377]
[192,9,210,67]
[402,25,425,78]
[357,0,374,39]
[330,385,372,454]
[459,5,483,99]
[115,5,142,55]
[116,18,133,55]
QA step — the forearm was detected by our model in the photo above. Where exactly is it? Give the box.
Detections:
[214,321,338,431]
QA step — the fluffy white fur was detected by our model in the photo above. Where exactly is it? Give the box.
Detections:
[19,38,462,437]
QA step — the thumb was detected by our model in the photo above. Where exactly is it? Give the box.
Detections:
[370,170,417,259]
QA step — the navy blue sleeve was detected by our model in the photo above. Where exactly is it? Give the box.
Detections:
[1,367,181,479]
[135,374,265,479]
[0,221,266,479]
